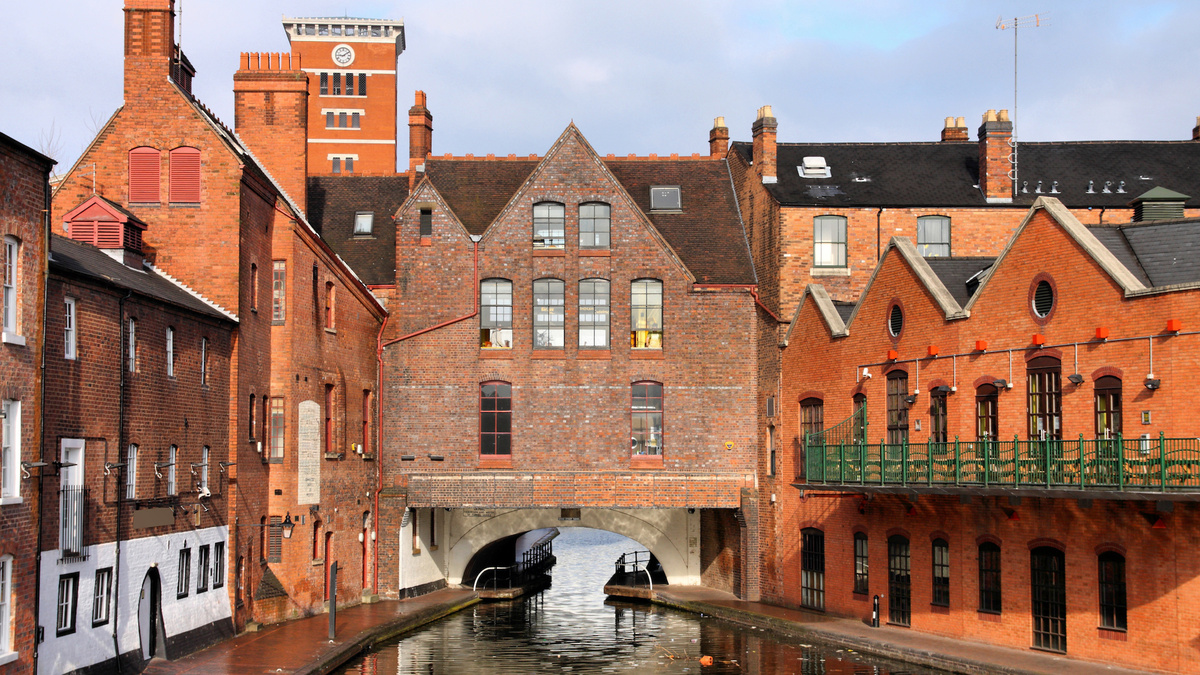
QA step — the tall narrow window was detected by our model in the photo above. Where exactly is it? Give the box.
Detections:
[268,517,282,563]
[800,528,825,611]
[631,382,664,456]
[332,158,342,174]
[767,426,776,476]
[127,318,136,373]
[480,382,512,456]
[125,444,138,500]
[324,282,336,330]
[272,261,286,322]
[1094,376,1122,439]
[418,209,432,237]
[578,279,610,348]
[853,532,869,594]
[56,573,79,635]
[166,327,174,377]
[249,394,257,440]
[1031,547,1067,652]
[64,297,76,359]
[200,446,209,491]
[200,337,208,386]
[128,147,161,203]
[270,397,284,461]
[1,237,16,337]
[362,390,371,456]
[532,202,565,249]
[976,384,998,442]
[813,215,847,267]
[630,279,663,349]
[358,73,366,96]
[312,521,322,560]
[932,538,950,607]
[177,548,191,598]
[197,545,210,592]
[411,509,420,555]
[0,555,11,654]
[169,147,201,204]
[799,398,824,439]
[886,371,909,445]
[319,72,329,95]
[1098,552,1127,631]
[917,216,951,257]
[1027,357,1062,440]
[250,263,258,312]
[332,72,342,96]
[887,535,911,626]
[167,445,177,495]
[213,541,225,588]
[93,567,113,626]
[480,279,513,349]
[1,400,19,499]
[324,385,335,455]
[579,203,610,249]
[852,393,867,443]
[345,73,355,96]
[930,390,947,444]
[532,279,565,349]
[978,542,1002,613]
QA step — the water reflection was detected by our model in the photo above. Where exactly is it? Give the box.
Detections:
[336,528,930,674]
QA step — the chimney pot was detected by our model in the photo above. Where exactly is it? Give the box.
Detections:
[998,109,1010,122]
[944,117,954,128]
[956,116,966,127]
[751,105,778,181]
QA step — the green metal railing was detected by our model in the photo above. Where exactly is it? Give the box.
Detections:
[802,432,1200,492]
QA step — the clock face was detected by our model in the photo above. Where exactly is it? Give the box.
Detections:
[332,44,355,67]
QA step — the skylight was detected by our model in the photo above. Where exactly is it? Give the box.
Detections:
[799,156,831,179]
[650,186,681,212]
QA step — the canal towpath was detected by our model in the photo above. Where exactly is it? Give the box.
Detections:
[142,588,478,675]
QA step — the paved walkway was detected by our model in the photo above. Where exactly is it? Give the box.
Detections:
[143,588,478,675]
[651,586,1155,675]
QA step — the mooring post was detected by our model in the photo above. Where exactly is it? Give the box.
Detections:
[328,561,338,640]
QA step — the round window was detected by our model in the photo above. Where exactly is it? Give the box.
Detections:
[1032,280,1054,318]
[888,304,904,337]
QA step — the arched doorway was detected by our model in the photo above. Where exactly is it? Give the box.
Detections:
[138,568,166,660]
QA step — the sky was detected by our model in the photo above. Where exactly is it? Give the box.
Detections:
[4,0,1199,173]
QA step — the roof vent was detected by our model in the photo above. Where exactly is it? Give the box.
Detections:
[1130,187,1190,222]
[650,186,681,212]
[799,156,830,179]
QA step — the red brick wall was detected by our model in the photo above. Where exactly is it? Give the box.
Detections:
[699,508,740,595]
[234,54,309,207]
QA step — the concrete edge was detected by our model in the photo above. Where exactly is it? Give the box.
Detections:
[296,595,482,675]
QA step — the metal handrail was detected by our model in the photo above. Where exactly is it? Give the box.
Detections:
[473,565,516,591]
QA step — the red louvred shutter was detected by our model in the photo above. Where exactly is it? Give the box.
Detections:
[169,147,202,203]
[128,147,161,203]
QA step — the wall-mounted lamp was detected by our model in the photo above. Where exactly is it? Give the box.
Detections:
[1145,379,1161,390]
[992,379,1009,390]
[1067,374,1085,385]
[904,394,917,405]
[219,461,236,473]
[103,461,126,476]
[20,461,49,479]
[154,461,174,479]
[190,462,207,475]
[932,385,952,395]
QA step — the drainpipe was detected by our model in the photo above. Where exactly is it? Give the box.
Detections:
[31,175,52,671]
[373,236,480,592]
[113,289,132,672]
[876,208,883,261]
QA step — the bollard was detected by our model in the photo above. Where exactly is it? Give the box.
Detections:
[871,595,880,627]
[328,561,338,640]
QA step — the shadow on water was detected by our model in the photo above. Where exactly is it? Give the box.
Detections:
[335,528,939,674]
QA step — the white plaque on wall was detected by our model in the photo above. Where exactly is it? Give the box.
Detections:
[298,400,321,504]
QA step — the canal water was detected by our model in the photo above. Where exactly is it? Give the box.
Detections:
[335,528,933,674]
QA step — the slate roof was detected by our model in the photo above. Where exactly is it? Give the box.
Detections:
[423,160,539,235]
[924,257,995,307]
[732,140,1200,209]
[1088,219,1200,288]
[833,300,856,324]
[50,236,235,322]
[306,176,408,286]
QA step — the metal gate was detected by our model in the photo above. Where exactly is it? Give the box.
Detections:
[1031,547,1066,651]
[887,535,911,625]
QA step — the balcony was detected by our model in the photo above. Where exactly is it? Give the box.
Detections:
[801,434,1200,499]
[59,485,88,558]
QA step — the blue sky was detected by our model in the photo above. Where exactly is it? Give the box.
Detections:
[4,1,1198,172]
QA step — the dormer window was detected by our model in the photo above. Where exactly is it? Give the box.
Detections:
[799,156,831,179]
[354,212,374,235]
[649,186,681,212]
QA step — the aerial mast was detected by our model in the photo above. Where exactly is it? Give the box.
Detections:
[996,13,1048,197]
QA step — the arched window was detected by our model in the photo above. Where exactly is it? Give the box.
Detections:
[0,554,12,654]
[932,538,950,607]
[1031,547,1067,652]
[532,278,565,349]
[480,382,512,456]
[579,202,610,249]
[578,279,610,348]
[480,279,512,349]
[887,535,911,625]
[976,384,998,442]
[169,146,201,204]
[852,393,866,444]
[799,398,824,439]
[978,542,1001,613]
[1027,357,1061,440]
[631,382,663,456]
[800,528,825,610]
[1098,551,1126,630]
[886,370,909,445]
[128,147,161,203]
[533,202,565,249]
[1094,376,1122,439]
[853,532,869,594]
[630,279,663,349]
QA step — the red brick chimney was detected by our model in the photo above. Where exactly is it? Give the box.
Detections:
[1192,115,1199,141]
[408,91,433,182]
[124,0,176,102]
[234,52,309,206]
[751,105,777,184]
[709,116,729,158]
[941,116,968,142]
[978,109,1013,201]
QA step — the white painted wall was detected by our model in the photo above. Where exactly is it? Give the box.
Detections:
[38,526,231,675]
[397,508,445,594]
[513,528,558,564]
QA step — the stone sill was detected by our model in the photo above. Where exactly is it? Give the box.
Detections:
[630,349,663,360]
[0,497,24,506]
[0,651,17,667]
[1,332,25,346]
[811,267,851,277]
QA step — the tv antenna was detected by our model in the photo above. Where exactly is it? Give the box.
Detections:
[996,13,1048,196]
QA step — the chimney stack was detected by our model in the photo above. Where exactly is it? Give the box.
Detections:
[124,0,176,103]
[1193,115,1199,141]
[709,116,729,158]
[409,90,434,183]
[751,105,777,184]
[233,52,309,206]
[978,109,1013,202]
[941,116,968,142]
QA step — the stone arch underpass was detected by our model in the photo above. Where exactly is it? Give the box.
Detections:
[446,507,701,586]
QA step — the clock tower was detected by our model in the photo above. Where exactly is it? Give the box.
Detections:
[282,17,406,175]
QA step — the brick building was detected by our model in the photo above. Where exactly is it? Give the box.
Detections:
[0,132,54,674]
[779,195,1200,672]
[38,204,236,672]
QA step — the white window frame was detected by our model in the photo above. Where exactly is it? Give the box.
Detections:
[1,401,19,502]
[92,567,113,626]
[213,541,225,588]
[0,555,12,661]
[166,327,174,377]
[127,318,136,373]
[124,444,137,501]
[200,338,208,386]
[813,215,848,268]
[177,548,191,598]
[353,212,374,235]
[917,215,952,258]
[200,446,209,491]
[2,236,22,345]
[55,573,78,636]
[197,545,210,593]
[64,297,77,359]
[167,445,177,495]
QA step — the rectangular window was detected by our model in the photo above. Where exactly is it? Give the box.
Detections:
[352,112,360,129]
[578,279,610,348]
[332,158,342,174]
[200,337,208,386]
[480,280,512,349]
[92,567,113,626]
[250,263,258,312]
[166,327,174,377]
[533,279,565,349]
[630,279,663,349]
[932,538,950,607]
[1027,357,1062,440]
[326,112,334,129]
[213,541,225,588]
[167,445,177,495]
[886,373,909,445]
[249,394,257,441]
[480,383,512,456]
[332,72,341,96]
[177,548,191,598]
[917,216,951,257]
[419,209,432,237]
[362,390,371,456]
[354,212,374,235]
[124,444,137,500]
[324,386,335,456]
[325,282,336,329]
[338,112,347,128]
[345,157,354,173]
[579,203,610,249]
[813,215,847,267]
[345,73,355,96]
[320,72,328,95]
[1,237,15,335]
[800,399,824,441]
[767,426,776,476]
[887,536,912,626]
[1099,552,1126,630]
[631,382,664,456]
[801,529,825,611]
[56,573,79,636]
[200,446,209,491]
[411,509,420,555]
[930,393,947,443]
[270,397,284,460]
[358,73,366,96]
[0,556,11,653]
[64,297,76,359]
[979,542,1002,613]
[976,385,998,442]
[532,202,565,248]
[1,400,19,499]
[272,261,286,322]
[853,532,869,594]
[127,318,136,373]
[268,517,282,562]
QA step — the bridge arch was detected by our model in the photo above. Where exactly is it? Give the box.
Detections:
[446,508,699,586]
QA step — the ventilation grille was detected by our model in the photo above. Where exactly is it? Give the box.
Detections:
[1134,200,1185,222]
[889,305,904,337]
[1033,281,1054,317]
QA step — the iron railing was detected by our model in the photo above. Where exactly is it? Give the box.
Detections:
[473,536,555,591]
[613,550,656,589]
[60,485,87,556]
[803,432,1200,492]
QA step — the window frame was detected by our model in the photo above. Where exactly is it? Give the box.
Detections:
[916,215,951,257]
[930,390,948,444]
[579,202,611,249]
[200,446,209,491]
[532,202,565,249]
[800,528,826,611]
[886,371,909,445]
[418,209,432,237]
[197,545,210,593]
[272,261,286,323]
[813,215,847,268]
[324,281,336,330]
[270,397,285,461]
[1027,357,1062,441]
[324,385,335,456]
[1,400,19,500]
[480,279,513,349]
[978,542,1002,613]
[532,278,565,349]
[887,535,912,626]
[177,548,191,598]
[799,398,824,440]
[354,211,374,235]
[268,516,282,563]
[213,541,226,589]
[767,425,776,476]
[361,390,371,456]
[631,382,664,457]
[1098,551,1127,631]
[479,382,512,456]
[167,445,177,495]
[0,555,11,654]
[200,337,208,386]
[64,296,76,359]
[976,384,999,442]
[1,236,16,337]
[249,263,258,312]
[1094,376,1122,439]
[578,279,610,349]
[853,532,869,595]
[56,572,79,636]
[127,318,136,373]
[1031,546,1067,652]
[124,444,138,501]
[932,538,950,607]
[630,279,663,350]
[166,326,174,377]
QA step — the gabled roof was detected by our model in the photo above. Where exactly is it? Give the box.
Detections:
[306,176,408,286]
[733,140,1200,209]
[844,237,967,329]
[50,235,236,322]
[423,160,539,235]
[62,194,148,229]
[783,284,848,345]
[1088,218,1200,289]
